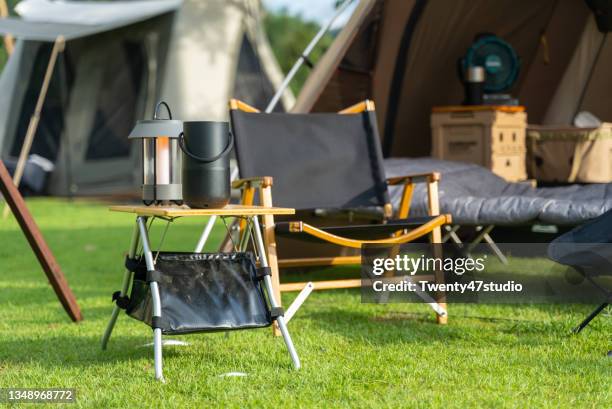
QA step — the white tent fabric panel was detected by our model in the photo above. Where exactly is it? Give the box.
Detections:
[0,0,181,41]
[0,40,25,149]
[542,17,604,125]
[161,0,244,121]
[16,0,182,26]
[161,0,293,121]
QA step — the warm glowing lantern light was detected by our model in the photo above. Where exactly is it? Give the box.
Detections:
[128,102,183,205]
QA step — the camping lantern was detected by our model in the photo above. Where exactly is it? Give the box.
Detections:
[129,101,183,205]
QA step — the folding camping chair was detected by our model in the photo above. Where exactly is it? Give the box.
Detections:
[548,209,612,333]
[228,99,452,324]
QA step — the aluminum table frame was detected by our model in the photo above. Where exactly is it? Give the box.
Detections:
[100,205,300,381]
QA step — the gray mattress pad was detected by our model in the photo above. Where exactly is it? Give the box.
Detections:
[385,158,612,226]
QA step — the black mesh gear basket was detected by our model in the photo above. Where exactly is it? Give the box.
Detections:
[125,252,273,335]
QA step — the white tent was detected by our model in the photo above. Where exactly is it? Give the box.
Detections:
[0,0,292,196]
[0,0,180,196]
[162,0,294,121]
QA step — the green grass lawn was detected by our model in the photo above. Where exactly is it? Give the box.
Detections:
[0,199,610,408]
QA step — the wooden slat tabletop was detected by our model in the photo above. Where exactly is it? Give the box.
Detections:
[109,204,295,217]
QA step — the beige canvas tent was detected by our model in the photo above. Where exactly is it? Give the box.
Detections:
[293,0,611,158]
[162,0,294,121]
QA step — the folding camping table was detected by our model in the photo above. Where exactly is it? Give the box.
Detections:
[100,204,300,381]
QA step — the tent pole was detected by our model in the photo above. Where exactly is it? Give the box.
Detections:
[0,159,82,322]
[264,0,355,113]
[0,0,14,55]
[2,36,65,219]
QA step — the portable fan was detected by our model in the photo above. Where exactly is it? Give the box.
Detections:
[460,34,520,94]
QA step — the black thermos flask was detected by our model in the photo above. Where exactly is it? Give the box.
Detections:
[463,66,485,105]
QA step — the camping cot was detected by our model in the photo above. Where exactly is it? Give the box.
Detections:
[385,157,612,262]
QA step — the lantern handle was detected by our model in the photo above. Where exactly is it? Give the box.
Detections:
[178,131,234,164]
[154,101,173,120]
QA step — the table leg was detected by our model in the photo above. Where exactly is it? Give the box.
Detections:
[194,215,217,252]
[137,216,165,382]
[251,216,300,370]
[237,217,252,251]
[101,221,140,350]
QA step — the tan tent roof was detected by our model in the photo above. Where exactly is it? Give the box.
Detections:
[293,0,605,158]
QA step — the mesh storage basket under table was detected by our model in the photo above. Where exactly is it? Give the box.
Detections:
[126,252,273,335]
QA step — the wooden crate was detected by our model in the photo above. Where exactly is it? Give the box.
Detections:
[431,106,527,181]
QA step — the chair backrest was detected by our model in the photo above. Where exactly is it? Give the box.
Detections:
[230,101,389,210]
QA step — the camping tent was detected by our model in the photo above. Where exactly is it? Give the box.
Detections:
[162,0,294,121]
[0,0,180,196]
[0,0,291,196]
[292,0,612,158]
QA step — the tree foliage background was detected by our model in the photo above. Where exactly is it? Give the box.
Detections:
[0,0,17,69]
[263,8,335,95]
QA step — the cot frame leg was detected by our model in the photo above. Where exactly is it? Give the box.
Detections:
[251,215,301,369]
[101,221,140,350]
[452,225,508,265]
[479,226,508,265]
[572,302,609,334]
[442,225,462,244]
[136,216,165,382]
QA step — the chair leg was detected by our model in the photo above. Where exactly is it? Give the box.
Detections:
[137,216,165,382]
[260,184,283,336]
[431,225,448,325]
[101,221,140,350]
[425,178,448,324]
[252,216,300,369]
[573,302,609,334]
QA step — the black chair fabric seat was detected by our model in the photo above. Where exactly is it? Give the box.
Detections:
[275,216,439,241]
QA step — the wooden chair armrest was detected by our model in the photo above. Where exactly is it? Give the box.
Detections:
[388,172,442,219]
[386,172,441,185]
[229,99,260,113]
[279,215,451,249]
[232,176,273,189]
[338,100,376,114]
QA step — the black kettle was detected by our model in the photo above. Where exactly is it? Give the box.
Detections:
[179,121,232,208]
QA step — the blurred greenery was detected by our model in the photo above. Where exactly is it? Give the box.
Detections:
[0,0,18,71]
[263,9,335,95]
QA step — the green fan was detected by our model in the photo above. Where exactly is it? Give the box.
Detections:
[461,34,520,93]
